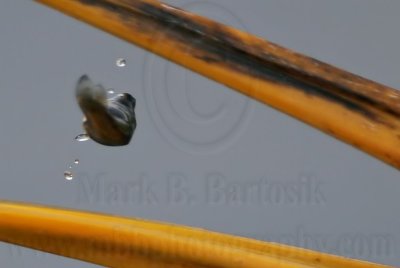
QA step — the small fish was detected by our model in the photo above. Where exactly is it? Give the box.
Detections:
[75,75,136,146]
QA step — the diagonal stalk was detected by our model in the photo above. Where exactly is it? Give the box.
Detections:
[2,1,395,267]
[0,201,391,267]
[35,0,400,169]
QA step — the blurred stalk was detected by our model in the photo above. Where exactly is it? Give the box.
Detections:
[0,201,391,267]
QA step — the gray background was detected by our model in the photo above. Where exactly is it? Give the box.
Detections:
[0,0,399,267]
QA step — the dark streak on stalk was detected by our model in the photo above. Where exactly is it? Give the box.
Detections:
[79,0,131,16]
[78,0,397,127]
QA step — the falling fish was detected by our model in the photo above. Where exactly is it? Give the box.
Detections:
[75,75,136,146]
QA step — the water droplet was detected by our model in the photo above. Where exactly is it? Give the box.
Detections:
[74,159,79,165]
[68,165,72,169]
[116,58,126,67]
[75,133,90,142]
[64,170,74,180]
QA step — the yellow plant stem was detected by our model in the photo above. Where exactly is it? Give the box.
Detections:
[35,0,400,169]
[0,201,391,267]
